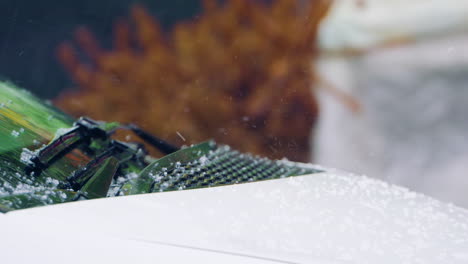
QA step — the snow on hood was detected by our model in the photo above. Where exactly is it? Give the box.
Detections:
[1,170,467,263]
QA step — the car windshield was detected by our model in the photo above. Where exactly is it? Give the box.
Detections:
[0,82,321,212]
[0,83,85,211]
[0,82,80,177]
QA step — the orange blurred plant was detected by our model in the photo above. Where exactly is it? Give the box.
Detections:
[55,0,331,162]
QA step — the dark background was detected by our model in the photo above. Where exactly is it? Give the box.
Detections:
[0,0,201,98]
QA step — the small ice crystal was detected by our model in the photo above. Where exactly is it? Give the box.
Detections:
[11,130,20,137]
[59,192,67,200]
[55,127,74,137]
[160,182,169,190]
[199,155,209,165]
[20,148,36,165]
[45,177,59,187]
[125,172,139,180]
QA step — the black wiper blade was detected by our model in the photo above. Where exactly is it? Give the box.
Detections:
[126,124,179,155]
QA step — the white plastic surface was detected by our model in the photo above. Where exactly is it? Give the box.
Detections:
[2,171,468,263]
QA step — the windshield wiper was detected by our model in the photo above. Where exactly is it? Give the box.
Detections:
[24,117,179,180]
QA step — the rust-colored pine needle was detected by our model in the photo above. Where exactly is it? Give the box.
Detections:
[55,0,331,162]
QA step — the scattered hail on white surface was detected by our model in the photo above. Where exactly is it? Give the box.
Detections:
[2,170,467,263]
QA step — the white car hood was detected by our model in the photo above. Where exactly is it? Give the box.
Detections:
[1,170,468,263]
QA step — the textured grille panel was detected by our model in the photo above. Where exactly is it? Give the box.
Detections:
[147,144,321,192]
